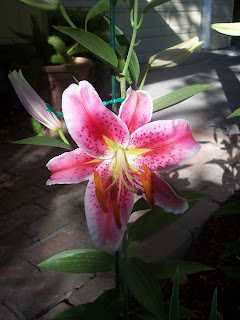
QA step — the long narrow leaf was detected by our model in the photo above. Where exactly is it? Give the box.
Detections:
[125,257,163,319]
[169,267,179,320]
[209,288,217,320]
[38,249,115,273]
[153,85,214,112]
[221,239,240,257]
[11,136,72,150]
[54,26,119,73]
[85,0,124,29]
[142,0,170,17]
[163,303,199,319]
[227,108,240,118]
[211,200,240,216]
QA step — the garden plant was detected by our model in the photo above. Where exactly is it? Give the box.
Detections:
[8,0,222,319]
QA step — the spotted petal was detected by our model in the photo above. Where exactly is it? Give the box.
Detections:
[62,81,129,159]
[85,160,134,251]
[152,173,188,214]
[119,87,153,134]
[127,119,200,171]
[46,149,102,185]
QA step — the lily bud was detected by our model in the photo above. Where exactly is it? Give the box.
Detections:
[9,70,62,131]
[211,23,240,36]
[148,36,203,68]
[18,0,60,10]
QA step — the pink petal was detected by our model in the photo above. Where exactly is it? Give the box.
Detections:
[46,149,102,185]
[85,160,134,251]
[152,173,188,214]
[119,87,153,133]
[62,81,129,159]
[127,119,200,171]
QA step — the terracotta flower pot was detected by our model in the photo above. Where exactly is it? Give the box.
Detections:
[37,57,93,112]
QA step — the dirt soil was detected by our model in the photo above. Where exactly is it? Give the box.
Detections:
[171,191,240,320]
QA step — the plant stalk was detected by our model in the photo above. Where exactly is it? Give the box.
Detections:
[58,128,70,145]
[59,5,76,28]
[110,0,117,113]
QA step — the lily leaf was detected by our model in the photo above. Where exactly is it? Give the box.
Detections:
[54,26,119,73]
[163,303,200,319]
[148,260,214,280]
[210,288,217,320]
[85,0,125,29]
[211,200,240,216]
[38,249,115,273]
[11,136,72,150]
[221,239,240,258]
[211,22,240,36]
[131,197,150,213]
[153,85,214,112]
[51,289,123,320]
[169,267,179,320]
[219,266,240,281]
[128,206,181,243]
[227,108,240,118]
[124,257,163,319]
[142,0,170,17]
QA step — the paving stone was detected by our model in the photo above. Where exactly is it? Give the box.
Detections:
[176,200,219,238]
[130,225,192,263]
[38,302,71,320]
[0,231,33,261]
[26,205,86,242]
[0,305,18,320]
[0,257,38,300]
[24,226,93,265]
[69,273,115,306]
[0,204,47,237]
[6,269,90,319]
[0,185,48,214]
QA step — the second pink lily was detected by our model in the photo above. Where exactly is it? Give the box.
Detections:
[47,81,200,251]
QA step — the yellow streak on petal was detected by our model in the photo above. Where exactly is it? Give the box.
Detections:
[112,201,122,229]
[86,159,103,163]
[103,136,119,150]
[125,148,151,155]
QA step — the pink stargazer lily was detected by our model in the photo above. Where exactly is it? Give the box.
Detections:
[46,81,200,251]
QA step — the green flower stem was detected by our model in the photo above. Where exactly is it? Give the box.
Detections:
[57,128,70,145]
[138,63,151,90]
[115,250,120,289]
[120,79,127,99]
[110,0,117,113]
[59,5,76,28]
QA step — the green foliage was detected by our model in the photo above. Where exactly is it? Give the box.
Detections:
[38,249,115,273]
[221,239,240,257]
[210,288,218,320]
[30,118,45,136]
[11,136,72,150]
[211,200,240,216]
[142,0,170,18]
[153,85,215,112]
[48,35,70,64]
[169,268,179,320]
[227,107,240,118]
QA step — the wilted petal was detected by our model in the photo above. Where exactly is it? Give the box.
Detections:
[62,81,129,159]
[46,149,102,185]
[119,87,153,133]
[85,160,134,251]
[127,119,200,171]
[152,173,188,214]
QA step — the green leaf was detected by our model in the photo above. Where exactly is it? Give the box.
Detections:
[51,289,123,320]
[142,0,170,17]
[153,85,215,112]
[163,303,199,319]
[169,267,179,320]
[176,190,215,210]
[219,265,240,281]
[128,206,181,243]
[221,239,240,257]
[104,18,140,86]
[19,0,60,10]
[85,0,124,29]
[148,260,214,280]
[211,200,240,216]
[131,197,150,213]
[125,257,163,319]
[54,26,119,73]
[209,288,217,320]
[227,108,240,118]
[211,22,240,36]
[38,249,115,273]
[11,136,72,150]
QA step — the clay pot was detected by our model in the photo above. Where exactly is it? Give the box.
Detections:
[37,57,93,112]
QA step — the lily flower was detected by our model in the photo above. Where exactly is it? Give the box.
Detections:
[9,70,62,132]
[46,81,200,251]
[148,36,203,68]
[18,0,60,10]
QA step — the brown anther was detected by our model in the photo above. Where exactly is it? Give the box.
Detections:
[112,201,122,229]
[94,171,105,194]
[141,164,155,212]
[95,188,108,213]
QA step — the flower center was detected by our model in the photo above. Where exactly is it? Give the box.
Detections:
[94,147,155,229]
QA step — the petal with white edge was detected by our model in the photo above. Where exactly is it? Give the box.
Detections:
[62,81,129,159]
